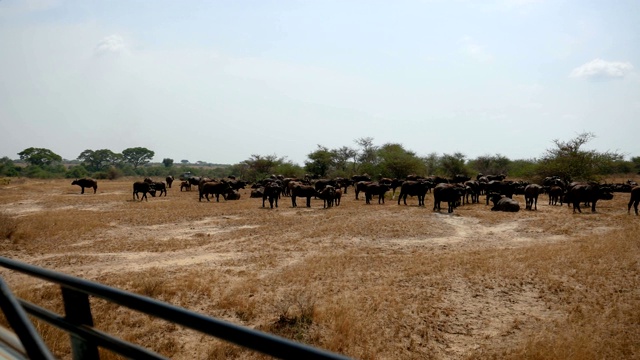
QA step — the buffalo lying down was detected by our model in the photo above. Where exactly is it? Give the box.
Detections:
[490,193,520,212]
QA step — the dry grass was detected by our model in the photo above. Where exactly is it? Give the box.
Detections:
[0,177,639,359]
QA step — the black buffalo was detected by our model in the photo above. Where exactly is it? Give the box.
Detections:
[144,178,167,197]
[165,176,174,188]
[180,181,191,192]
[364,182,390,205]
[548,186,564,205]
[72,178,98,194]
[524,184,543,210]
[292,184,317,208]
[263,182,281,208]
[317,185,337,208]
[485,181,515,205]
[354,181,372,200]
[567,183,613,213]
[489,194,520,212]
[314,179,337,192]
[397,180,429,206]
[133,181,155,201]
[199,181,231,202]
[433,183,463,213]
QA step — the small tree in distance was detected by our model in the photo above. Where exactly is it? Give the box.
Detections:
[162,158,174,167]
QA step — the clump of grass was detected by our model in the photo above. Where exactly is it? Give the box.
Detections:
[0,212,17,241]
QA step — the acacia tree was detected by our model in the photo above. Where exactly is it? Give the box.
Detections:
[240,154,286,182]
[18,147,62,167]
[305,145,335,178]
[536,132,622,181]
[77,149,119,172]
[332,146,358,174]
[439,152,468,178]
[355,137,379,175]
[122,147,155,169]
[377,143,425,179]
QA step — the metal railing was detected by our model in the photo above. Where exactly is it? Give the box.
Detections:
[0,256,351,360]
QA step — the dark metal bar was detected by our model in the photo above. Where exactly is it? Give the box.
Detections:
[61,287,100,360]
[19,300,168,360]
[0,256,351,360]
[0,276,55,360]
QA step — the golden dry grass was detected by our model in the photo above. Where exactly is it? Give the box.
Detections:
[0,177,639,359]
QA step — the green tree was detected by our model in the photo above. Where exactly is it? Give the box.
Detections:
[162,158,174,168]
[77,149,119,172]
[355,137,379,170]
[305,145,335,178]
[422,152,440,176]
[630,156,640,174]
[468,154,511,176]
[122,147,155,169]
[439,152,468,178]
[17,147,62,166]
[332,146,358,173]
[0,157,20,177]
[377,143,425,179]
[240,154,286,182]
[536,132,622,181]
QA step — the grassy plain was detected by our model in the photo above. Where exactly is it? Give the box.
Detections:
[0,177,639,359]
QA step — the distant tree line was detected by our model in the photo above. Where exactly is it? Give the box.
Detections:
[1,133,637,183]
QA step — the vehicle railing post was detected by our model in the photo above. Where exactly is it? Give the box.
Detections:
[61,286,100,360]
[0,276,54,359]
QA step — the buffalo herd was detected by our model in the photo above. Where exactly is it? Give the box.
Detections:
[72,173,639,215]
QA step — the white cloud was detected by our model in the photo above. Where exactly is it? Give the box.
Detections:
[460,36,493,62]
[570,58,634,80]
[95,35,126,55]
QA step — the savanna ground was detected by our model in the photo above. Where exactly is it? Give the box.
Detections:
[0,177,639,360]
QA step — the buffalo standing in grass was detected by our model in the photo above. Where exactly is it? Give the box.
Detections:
[568,183,613,213]
[524,184,543,210]
[263,182,281,208]
[364,182,390,205]
[627,186,640,215]
[397,180,429,206]
[292,184,317,208]
[72,178,98,194]
[433,183,463,213]
[133,181,156,201]
[165,176,174,188]
[199,181,231,202]
[317,186,337,208]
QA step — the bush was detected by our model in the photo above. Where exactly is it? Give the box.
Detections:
[65,165,89,179]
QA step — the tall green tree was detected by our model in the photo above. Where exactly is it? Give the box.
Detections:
[439,152,468,178]
[17,147,62,166]
[536,132,623,181]
[122,147,155,169]
[422,152,440,176]
[240,154,286,182]
[305,145,335,178]
[77,149,119,172]
[377,143,424,179]
[332,146,358,173]
[469,154,511,176]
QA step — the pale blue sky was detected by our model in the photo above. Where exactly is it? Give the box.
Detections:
[1,0,638,165]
